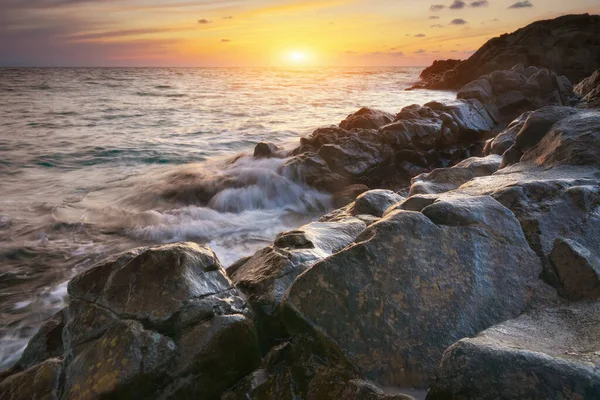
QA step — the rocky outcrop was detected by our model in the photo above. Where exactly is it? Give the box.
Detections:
[339,107,394,130]
[282,193,549,387]
[483,111,531,155]
[2,243,262,400]
[427,302,600,400]
[416,59,462,87]
[415,14,600,90]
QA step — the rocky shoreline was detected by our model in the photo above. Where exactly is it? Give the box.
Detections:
[2,14,600,400]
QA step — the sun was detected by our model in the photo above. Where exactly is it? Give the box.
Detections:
[287,51,309,64]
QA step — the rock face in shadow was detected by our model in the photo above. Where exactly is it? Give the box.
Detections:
[483,111,531,155]
[427,302,600,400]
[2,243,262,400]
[282,194,546,388]
[415,14,600,90]
[0,358,63,400]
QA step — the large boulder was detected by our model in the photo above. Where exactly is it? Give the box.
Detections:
[501,106,581,166]
[351,189,405,218]
[282,194,549,387]
[230,217,366,346]
[428,302,600,400]
[340,108,394,130]
[4,243,262,400]
[416,14,600,89]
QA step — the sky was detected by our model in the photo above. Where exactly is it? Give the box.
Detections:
[1,0,599,67]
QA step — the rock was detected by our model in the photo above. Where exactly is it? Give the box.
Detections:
[254,142,283,158]
[283,194,546,387]
[483,111,531,156]
[576,69,600,108]
[280,152,347,192]
[380,118,443,149]
[15,242,262,400]
[520,109,600,167]
[409,155,502,196]
[0,359,62,400]
[501,106,580,166]
[16,310,64,370]
[417,14,600,89]
[495,90,531,115]
[231,217,366,346]
[333,184,369,207]
[425,100,497,138]
[340,108,394,130]
[490,70,525,93]
[428,302,600,400]
[550,238,600,300]
[456,79,493,104]
[418,59,462,83]
[352,189,405,218]
[317,137,390,178]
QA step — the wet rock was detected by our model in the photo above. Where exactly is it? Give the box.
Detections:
[550,238,600,301]
[281,152,347,192]
[16,310,64,370]
[254,142,283,158]
[490,69,526,93]
[380,118,443,148]
[351,189,405,217]
[424,100,496,138]
[416,14,600,89]
[231,218,366,347]
[283,194,545,387]
[428,302,600,400]
[409,155,501,196]
[0,358,62,400]
[16,242,261,400]
[340,108,394,130]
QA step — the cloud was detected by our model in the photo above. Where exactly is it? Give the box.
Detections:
[508,1,533,8]
[414,49,426,54]
[363,51,405,57]
[64,28,173,42]
[197,19,212,24]
[431,24,444,28]
[414,33,426,37]
[449,0,466,9]
[429,16,440,19]
[223,16,233,19]
[221,39,230,42]
[469,0,489,6]
[430,4,445,11]
[450,18,468,25]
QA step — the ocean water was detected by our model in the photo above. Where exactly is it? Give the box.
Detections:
[0,67,456,369]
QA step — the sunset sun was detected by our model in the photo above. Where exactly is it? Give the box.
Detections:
[287,51,309,65]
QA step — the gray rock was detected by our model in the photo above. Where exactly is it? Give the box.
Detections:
[501,106,580,166]
[231,217,366,345]
[428,302,600,400]
[340,108,394,130]
[490,69,525,93]
[351,189,405,217]
[283,194,546,387]
[456,79,493,104]
[550,238,600,300]
[409,155,502,196]
[16,310,64,370]
[483,111,531,156]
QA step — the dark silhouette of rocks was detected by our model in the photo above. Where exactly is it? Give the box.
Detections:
[412,14,600,90]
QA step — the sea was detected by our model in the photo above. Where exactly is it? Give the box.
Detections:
[0,67,456,369]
